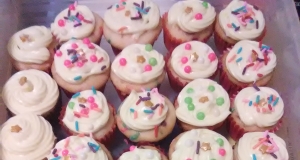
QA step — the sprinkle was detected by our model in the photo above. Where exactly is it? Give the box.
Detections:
[249,101,253,106]
[231,23,237,28]
[130,132,140,141]
[257,73,263,77]
[107,5,112,9]
[253,137,267,149]
[233,6,245,12]
[273,97,279,106]
[268,95,273,104]
[130,108,135,113]
[231,11,239,15]
[131,13,142,20]
[236,57,243,63]
[255,95,260,104]
[235,26,240,31]
[101,65,107,71]
[139,96,151,101]
[151,104,160,110]
[263,54,269,65]
[88,142,100,153]
[72,92,80,98]
[269,153,277,159]
[75,121,79,131]
[82,19,93,23]
[196,141,200,154]
[268,104,273,111]
[74,23,82,27]
[134,111,138,119]
[52,148,57,154]
[92,86,97,95]
[227,24,232,28]
[74,76,82,81]
[133,2,140,7]
[154,126,159,138]
[144,110,153,114]
[158,106,162,116]
[253,84,260,91]
[50,157,61,160]
[64,138,70,148]
[242,63,255,75]
[237,47,243,54]
[227,54,237,63]
[118,26,128,33]
[256,20,259,29]
[252,154,257,160]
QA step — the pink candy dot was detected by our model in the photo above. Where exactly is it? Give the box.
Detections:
[88,44,95,49]
[90,55,97,62]
[78,14,84,20]
[58,19,65,27]
[90,103,98,109]
[129,146,136,151]
[83,38,90,44]
[195,13,203,20]
[181,56,188,64]
[119,58,127,66]
[80,108,89,115]
[185,43,191,50]
[184,66,192,73]
[144,64,152,71]
[69,4,75,10]
[56,50,62,57]
[71,43,78,49]
[62,149,69,156]
[87,96,95,103]
[219,148,226,156]
[208,53,217,62]
[64,60,71,66]
[76,61,83,67]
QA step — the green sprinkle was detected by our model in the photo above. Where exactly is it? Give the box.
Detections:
[216,97,224,106]
[186,88,194,94]
[197,112,205,120]
[202,1,208,8]
[216,138,224,146]
[208,85,215,92]
[92,86,97,95]
[184,97,193,104]
[187,103,195,111]
[130,132,140,141]
[145,44,153,51]
[68,102,75,109]
[72,92,80,98]
[74,76,82,81]
[75,121,79,131]
[149,57,157,66]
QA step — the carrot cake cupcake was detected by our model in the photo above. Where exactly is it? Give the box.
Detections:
[118,145,168,160]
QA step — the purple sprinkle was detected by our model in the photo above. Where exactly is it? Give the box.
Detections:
[88,144,96,153]
[107,5,113,9]
[101,65,107,71]
[139,96,150,101]
[131,16,142,20]
[270,153,277,159]
[52,148,57,154]
[235,26,240,31]
[75,12,79,17]
[145,7,151,12]
[253,83,260,91]
[79,104,86,108]
[141,1,144,9]
[64,16,68,20]
[231,11,239,15]
[151,104,160,110]
[256,20,259,29]
[253,5,259,10]
[133,2,140,7]
[74,23,82,27]
[196,141,200,154]
[257,58,264,62]
[67,49,76,55]
[242,67,247,75]
[68,9,71,16]
[147,92,150,97]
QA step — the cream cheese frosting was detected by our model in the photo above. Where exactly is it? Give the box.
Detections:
[168,0,216,33]
[225,40,276,83]
[111,44,165,84]
[2,69,59,115]
[120,146,161,160]
[237,132,289,160]
[171,129,233,160]
[0,114,55,160]
[177,78,230,126]
[62,89,110,134]
[170,41,218,79]
[53,39,110,84]
[7,26,53,64]
[219,0,265,40]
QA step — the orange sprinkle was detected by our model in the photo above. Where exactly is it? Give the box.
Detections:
[227,54,236,63]
[118,26,128,33]
[253,137,267,149]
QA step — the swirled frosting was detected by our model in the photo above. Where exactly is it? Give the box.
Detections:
[120,146,161,160]
[225,40,276,83]
[177,79,230,126]
[234,87,284,127]
[170,41,218,79]
[119,88,168,131]
[219,0,265,40]
[7,26,53,64]
[51,3,96,42]
[47,136,108,160]
[62,89,110,134]
[237,132,289,160]
[111,44,165,84]
[0,114,55,160]
[168,0,216,33]
[171,129,233,160]
[53,39,110,84]
[2,69,59,115]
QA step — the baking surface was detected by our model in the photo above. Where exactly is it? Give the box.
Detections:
[1,0,300,159]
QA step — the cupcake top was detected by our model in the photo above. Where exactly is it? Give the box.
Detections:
[171,129,233,160]
[111,44,165,84]
[168,0,216,33]
[2,69,59,115]
[47,136,109,160]
[237,132,289,160]
[170,41,218,79]
[225,40,276,83]
[119,88,168,131]
[177,79,230,127]
[119,146,161,160]
[219,0,265,40]
[0,114,55,160]
[51,2,96,42]
[104,0,160,36]
[62,89,110,134]
[54,39,110,84]
[7,26,53,64]
[234,87,284,127]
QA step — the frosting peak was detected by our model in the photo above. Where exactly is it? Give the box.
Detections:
[120,146,161,160]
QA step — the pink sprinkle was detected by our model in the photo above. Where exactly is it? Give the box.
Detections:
[184,65,192,73]
[90,55,97,62]
[185,43,191,50]
[87,96,95,103]
[254,62,264,71]
[64,137,70,148]
[134,111,138,119]
[129,146,136,151]
[90,103,98,109]
[116,6,125,11]
[78,14,84,20]
[227,55,236,63]
[71,43,78,49]
[80,108,89,115]
[76,61,83,67]
[181,56,188,64]
[69,4,75,10]
[83,38,91,44]
[58,19,65,27]
[263,130,269,137]
[238,17,247,26]
[56,50,62,57]
[227,24,232,28]
[92,107,102,112]
[219,148,226,156]
[62,149,69,156]
[144,64,152,71]
[195,13,203,20]
[64,60,71,66]
[243,99,250,103]
[119,58,127,66]
[98,57,104,63]
[208,53,217,62]
[88,44,95,49]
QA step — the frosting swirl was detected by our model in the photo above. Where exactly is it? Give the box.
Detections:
[168,0,216,33]
[120,146,161,160]
[2,69,59,115]
[219,0,265,40]
[171,129,233,160]
[225,40,276,83]
[7,26,53,64]
[177,78,230,126]
[62,89,110,134]
[0,114,55,160]
[234,87,284,127]
[111,44,165,84]
[53,39,110,84]
[119,88,168,131]
[170,41,218,79]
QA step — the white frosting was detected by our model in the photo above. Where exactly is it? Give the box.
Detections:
[237,132,289,160]
[234,87,284,127]
[47,136,108,160]
[171,129,233,160]
[0,114,55,160]
[7,26,52,64]
[120,147,161,160]
[170,41,218,79]
[225,40,276,83]
[62,90,110,134]
[168,0,216,33]
[51,4,96,42]
[2,69,59,115]
[119,88,168,131]
[54,39,110,84]
[111,44,165,84]
[219,0,265,40]
[177,79,230,126]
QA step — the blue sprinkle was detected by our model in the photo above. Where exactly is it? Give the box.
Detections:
[236,57,243,63]
[231,23,237,28]
[144,110,153,114]
[136,7,149,14]
[252,154,257,160]
[249,19,255,23]
[146,88,151,91]
[273,97,279,106]
[88,142,100,152]
[75,121,79,131]
[72,92,80,98]
[248,101,252,106]
[233,6,245,13]
[71,37,77,40]
[256,95,260,104]
[92,86,97,95]
[70,15,81,23]
[130,108,135,113]
[261,45,270,50]
[237,47,243,54]
[51,157,62,160]
[74,76,82,81]
[268,95,273,104]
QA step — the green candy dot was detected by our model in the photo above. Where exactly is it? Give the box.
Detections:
[145,44,153,51]
[216,97,225,106]
[149,57,157,66]
[197,112,205,120]
[216,138,224,147]
[208,85,215,92]
[187,103,195,111]
[184,97,193,104]
[186,88,194,94]
[68,102,75,109]
[202,1,208,8]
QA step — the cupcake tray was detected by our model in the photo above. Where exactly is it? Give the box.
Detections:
[1,0,300,159]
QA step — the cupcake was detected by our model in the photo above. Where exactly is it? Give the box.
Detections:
[60,89,116,143]
[46,136,113,160]
[51,2,103,44]
[7,26,55,72]
[0,114,56,160]
[169,129,233,160]
[119,145,168,160]
[111,44,165,100]
[116,88,176,143]
[103,0,162,55]
[51,39,110,97]
[2,69,59,117]
[219,40,276,95]
[214,0,266,52]
[166,41,218,92]
[228,87,283,141]
[175,78,230,131]
[234,132,289,160]
[163,0,216,52]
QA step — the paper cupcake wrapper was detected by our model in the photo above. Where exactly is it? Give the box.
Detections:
[62,84,106,98]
